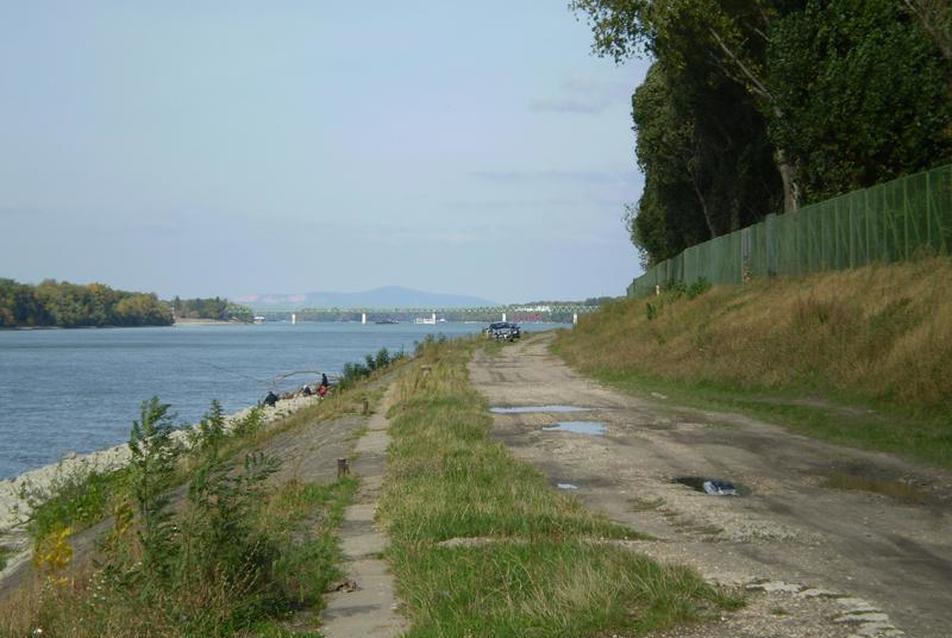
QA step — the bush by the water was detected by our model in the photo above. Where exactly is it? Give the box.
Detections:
[339,346,405,389]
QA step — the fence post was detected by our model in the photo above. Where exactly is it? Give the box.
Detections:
[903,177,910,259]
[765,213,777,277]
[926,169,932,250]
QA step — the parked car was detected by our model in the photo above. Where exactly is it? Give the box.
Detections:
[485,321,521,340]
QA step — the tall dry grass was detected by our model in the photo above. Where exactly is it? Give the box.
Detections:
[557,257,952,416]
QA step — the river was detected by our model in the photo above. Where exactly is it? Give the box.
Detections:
[0,321,556,479]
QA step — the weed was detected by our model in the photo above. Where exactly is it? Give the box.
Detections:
[339,346,405,389]
[1,395,358,638]
[645,301,659,320]
[687,278,712,299]
[232,405,264,438]
[186,399,226,456]
[19,464,128,547]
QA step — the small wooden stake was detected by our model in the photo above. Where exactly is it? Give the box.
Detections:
[337,457,350,478]
[361,397,370,415]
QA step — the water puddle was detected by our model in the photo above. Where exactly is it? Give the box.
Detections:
[541,421,606,436]
[673,476,743,496]
[491,405,592,414]
[556,483,579,490]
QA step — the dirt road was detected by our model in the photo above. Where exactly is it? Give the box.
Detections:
[470,333,952,638]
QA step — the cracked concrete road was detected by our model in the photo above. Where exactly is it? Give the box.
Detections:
[470,333,952,638]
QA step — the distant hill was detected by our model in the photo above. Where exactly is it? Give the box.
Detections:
[236,286,498,311]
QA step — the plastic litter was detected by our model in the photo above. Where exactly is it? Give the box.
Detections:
[702,479,737,496]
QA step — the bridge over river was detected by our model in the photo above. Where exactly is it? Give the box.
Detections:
[252,304,599,324]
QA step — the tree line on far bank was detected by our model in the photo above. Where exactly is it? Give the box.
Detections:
[171,296,253,323]
[0,278,253,328]
[571,0,951,267]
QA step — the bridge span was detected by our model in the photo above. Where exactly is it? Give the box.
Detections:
[253,304,599,324]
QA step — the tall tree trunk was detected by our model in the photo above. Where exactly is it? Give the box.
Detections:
[775,147,801,214]
[689,171,718,237]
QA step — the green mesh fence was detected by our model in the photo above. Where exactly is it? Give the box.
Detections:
[627,164,952,297]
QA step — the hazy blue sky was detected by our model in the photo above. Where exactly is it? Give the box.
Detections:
[0,2,650,303]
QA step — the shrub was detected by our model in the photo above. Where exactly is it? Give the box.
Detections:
[687,278,712,299]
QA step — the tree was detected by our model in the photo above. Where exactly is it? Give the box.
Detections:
[767,0,952,201]
[573,0,951,263]
[571,0,803,213]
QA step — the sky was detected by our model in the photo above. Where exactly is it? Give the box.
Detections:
[0,2,651,304]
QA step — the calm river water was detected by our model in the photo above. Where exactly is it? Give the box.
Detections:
[0,321,553,479]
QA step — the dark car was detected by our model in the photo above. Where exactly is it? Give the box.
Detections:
[486,321,521,340]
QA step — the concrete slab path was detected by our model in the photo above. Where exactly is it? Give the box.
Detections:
[321,385,407,638]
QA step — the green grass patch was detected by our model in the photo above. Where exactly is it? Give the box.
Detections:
[597,371,952,470]
[266,477,358,608]
[0,546,10,571]
[20,465,130,543]
[379,339,740,637]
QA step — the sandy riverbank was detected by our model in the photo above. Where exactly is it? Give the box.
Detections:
[0,394,319,535]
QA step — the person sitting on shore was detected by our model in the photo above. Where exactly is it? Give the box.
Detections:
[320,373,329,389]
[302,384,312,396]
[318,384,328,399]
[264,391,279,407]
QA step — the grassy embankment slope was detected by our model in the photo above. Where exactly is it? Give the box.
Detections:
[378,338,739,637]
[0,357,400,638]
[554,257,952,468]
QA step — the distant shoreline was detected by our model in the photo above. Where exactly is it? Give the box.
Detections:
[172,317,249,326]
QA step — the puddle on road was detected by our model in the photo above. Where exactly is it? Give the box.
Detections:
[541,421,607,436]
[491,405,592,414]
[556,483,579,490]
[673,476,744,496]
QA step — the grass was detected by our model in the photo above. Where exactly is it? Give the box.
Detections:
[378,338,740,637]
[554,257,952,468]
[0,473,356,638]
[261,476,358,622]
[0,546,9,572]
[18,465,130,545]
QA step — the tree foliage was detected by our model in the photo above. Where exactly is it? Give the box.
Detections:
[0,278,173,328]
[766,0,951,202]
[572,0,952,266]
[172,296,253,322]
